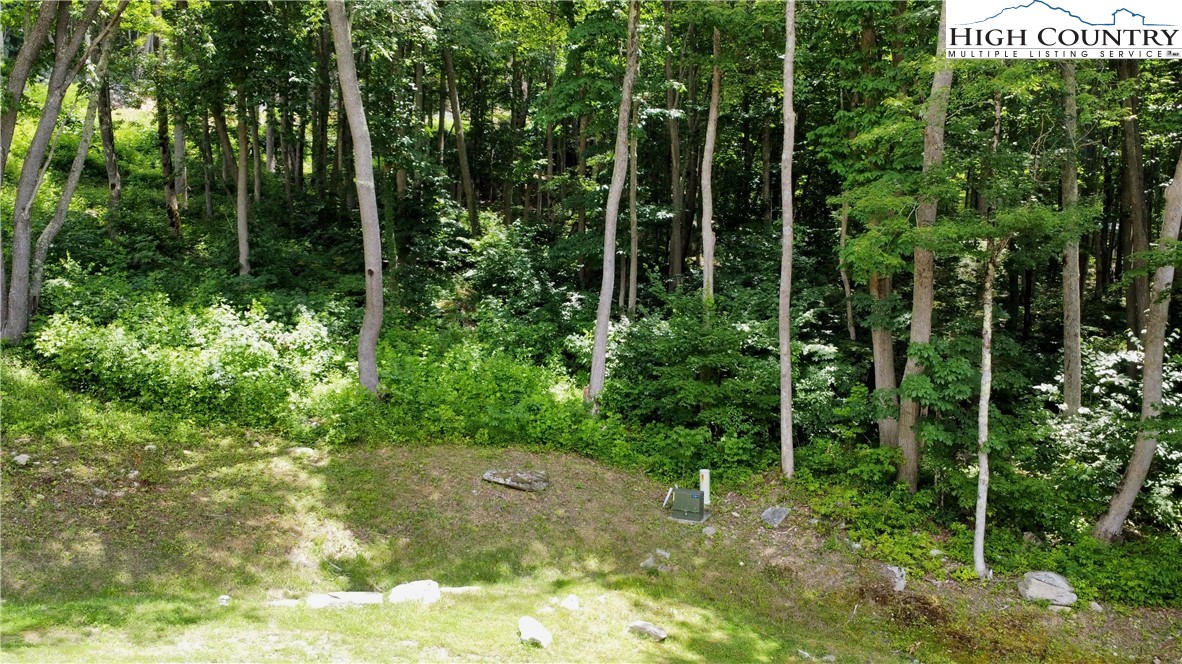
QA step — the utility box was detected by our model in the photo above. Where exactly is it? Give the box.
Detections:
[671,488,705,522]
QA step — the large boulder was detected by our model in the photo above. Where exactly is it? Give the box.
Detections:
[388,580,441,606]
[518,616,552,648]
[482,469,549,492]
[1018,571,1077,606]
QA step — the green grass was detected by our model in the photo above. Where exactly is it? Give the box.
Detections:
[2,358,1178,662]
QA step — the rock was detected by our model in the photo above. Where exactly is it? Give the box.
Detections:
[884,565,907,592]
[1023,531,1042,545]
[306,592,383,608]
[1048,604,1072,614]
[559,594,580,611]
[182,450,194,456]
[822,656,837,663]
[641,556,657,570]
[218,595,231,606]
[266,599,301,607]
[13,454,30,466]
[849,541,862,551]
[1018,571,1077,606]
[482,469,549,492]
[518,616,552,648]
[93,488,109,498]
[288,446,318,457]
[655,549,671,559]
[143,445,157,451]
[761,506,790,528]
[798,649,814,660]
[127,470,140,480]
[627,621,668,642]
[703,526,717,537]
[389,580,441,606]
[1089,601,1103,613]
[929,549,944,557]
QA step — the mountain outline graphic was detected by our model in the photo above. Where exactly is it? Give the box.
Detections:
[965,0,1169,27]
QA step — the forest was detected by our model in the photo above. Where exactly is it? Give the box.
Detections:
[1,0,1181,661]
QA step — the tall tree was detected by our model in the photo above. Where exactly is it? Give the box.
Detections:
[443,48,479,235]
[896,1,953,490]
[627,101,640,316]
[974,236,1005,579]
[0,0,58,175]
[700,25,721,302]
[1061,62,1082,415]
[664,0,685,287]
[779,0,796,478]
[586,0,640,405]
[1094,149,1182,541]
[1118,60,1150,339]
[327,0,384,395]
[236,84,250,274]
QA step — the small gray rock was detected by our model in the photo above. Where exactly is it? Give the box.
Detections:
[822,656,836,663]
[306,591,383,608]
[1018,571,1077,606]
[92,488,109,498]
[389,580,441,606]
[655,549,671,559]
[482,469,549,492]
[13,454,30,466]
[518,616,552,648]
[761,506,790,528]
[849,541,862,551]
[127,470,140,480]
[884,565,906,592]
[1048,604,1072,614]
[703,526,717,537]
[143,444,157,451]
[627,621,668,642]
[1089,601,1103,613]
[929,549,944,557]
[798,650,814,660]
[218,595,231,606]
[641,556,657,570]
[559,594,580,611]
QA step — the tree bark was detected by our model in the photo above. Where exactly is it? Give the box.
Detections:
[1094,149,1182,541]
[236,84,250,275]
[664,1,685,288]
[97,77,122,235]
[870,273,899,449]
[327,0,384,395]
[628,100,640,316]
[252,105,262,202]
[974,240,1001,579]
[1119,60,1150,339]
[779,0,797,478]
[586,0,640,406]
[199,111,214,220]
[314,22,331,196]
[1062,62,1083,416]
[0,0,58,176]
[896,2,953,491]
[443,49,479,235]
[173,118,187,209]
[700,27,721,303]
[839,201,856,340]
[212,99,235,188]
[31,94,99,313]
[762,113,772,223]
[265,104,276,172]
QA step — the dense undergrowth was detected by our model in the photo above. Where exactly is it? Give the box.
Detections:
[4,102,1181,610]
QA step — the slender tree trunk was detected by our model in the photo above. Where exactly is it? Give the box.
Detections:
[296,114,306,191]
[628,101,640,316]
[577,113,589,287]
[974,240,1001,579]
[762,113,773,223]
[896,2,953,491]
[870,273,899,449]
[280,103,292,203]
[173,119,187,208]
[700,27,721,303]
[1062,62,1083,415]
[779,0,797,478]
[97,77,122,236]
[437,67,447,164]
[839,201,856,340]
[587,0,640,406]
[664,1,685,288]
[31,95,99,313]
[212,100,235,188]
[199,111,214,220]
[443,49,479,235]
[1119,60,1150,339]
[156,76,181,235]
[236,84,250,275]
[1094,149,1182,541]
[314,22,331,196]
[327,0,384,395]
[0,0,57,176]
[252,105,261,202]
[265,105,276,172]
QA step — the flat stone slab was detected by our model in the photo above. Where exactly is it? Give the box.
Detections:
[627,621,668,642]
[1018,571,1077,606]
[389,579,441,606]
[761,506,790,528]
[518,616,552,648]
[305,592,383,608]
[482,469,549,492]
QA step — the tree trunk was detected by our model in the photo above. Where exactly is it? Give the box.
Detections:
[1119,60,1150,339]
[839,201,856,340]
[97,77,122,235]
[252,105,261,202]
[870,273,899,449]
[586,0,640,406]
[577,113,589,287]
[327,0,384,395]
[779,0,797,478]
[199,111,214,220]
[700,27,721,303]
[443,49,479,235]
[236,84,250,275]
[627,101,640,316]
[1062,62,1083,416]
[265,105,276,172]
[212,100,235,188]
[1094,149,1182,541]
[896,2,953,491]
[664,0,685,288]
[31,94,99,313]
[314,22,331,196]
[173,119,187,208]
[974,241,1001,579]
[762,113,772,223]
[280,103,292,203]
[0,0,57,175]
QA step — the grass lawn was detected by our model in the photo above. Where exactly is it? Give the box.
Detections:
[2,359,1178,662]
